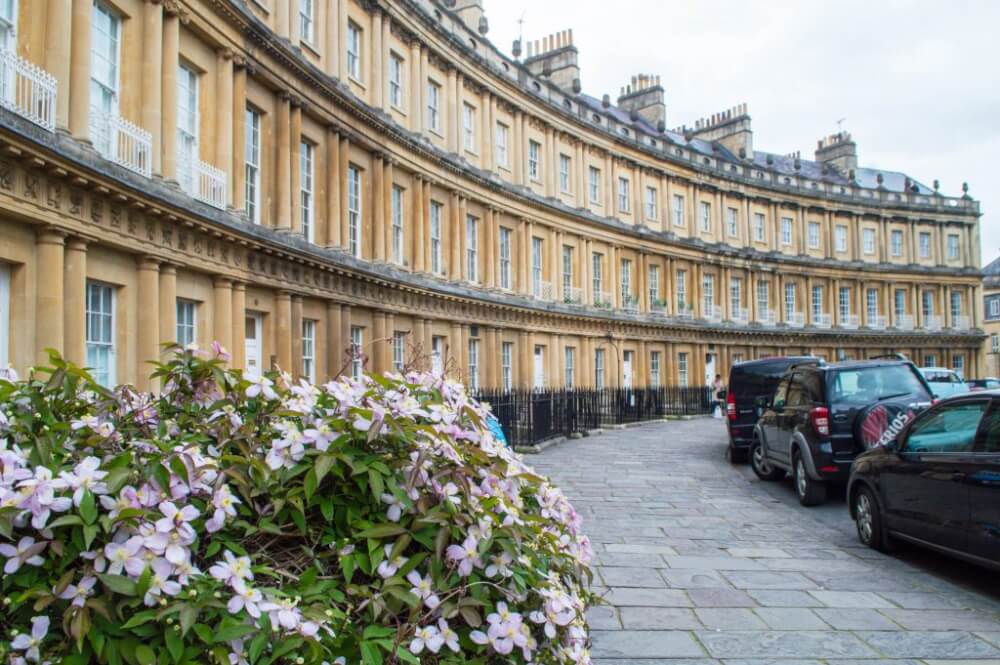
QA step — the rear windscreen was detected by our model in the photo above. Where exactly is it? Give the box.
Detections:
[732,364,792,400]
[829,366,929,404]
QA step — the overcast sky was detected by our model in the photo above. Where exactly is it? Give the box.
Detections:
[483,0,998,267]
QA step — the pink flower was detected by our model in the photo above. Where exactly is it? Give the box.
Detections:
[0,536,46,574]
[437,618,460,653]
[445,536,481,577]
[59,456,108,506]
[376,544,407,579]
[380,493,404,522]
[212,341,232,361]
[245,375,277,400]
[57,575,96,608]
[16,467,71,529]
[259,596,302,631]
[206,485,240,533]
[409,625,443,655]
[302,423,336,451]
[104,536,145,577]
[144,559,181,606]
[227,579,263,619]
[209,550,253,586]
[10,615,48,662]
[406,570,440,609]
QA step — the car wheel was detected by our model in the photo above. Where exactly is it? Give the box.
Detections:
[853,485,893,552]
[751,438,785,481]
[793,452,827,506]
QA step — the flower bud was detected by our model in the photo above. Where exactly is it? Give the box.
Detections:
[296,659,304,665]
[214,591,222,599]
[166,617,174,625]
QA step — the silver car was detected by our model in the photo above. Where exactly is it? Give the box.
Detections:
[919,367,969,399]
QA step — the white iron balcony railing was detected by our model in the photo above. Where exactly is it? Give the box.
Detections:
[839,314,859,330]
[812,312,832,328]
[91,108,152,178]
[895,314,915,331]
[951,315,971,330]
[649,300,670,317]
[180,157,227,210]
[867,315,887,330]
[675,304,695,320]
[702,304,723,323]
[0,49,56,131]
[532,280,555,302]
[785,311,805,328]
[593,291,612,308]
[923,314,943,332]
[621,295,640,313]
[562,285,583,305]
[757,308,776,326]
[730,307,749,324]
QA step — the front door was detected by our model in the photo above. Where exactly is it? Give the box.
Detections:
[622,351,634,389]
[533,345,544,389]
[881,399,986,551]
[431,336,443,375]
[0,263,8,368]
[967,403,1000,561]
[245,313,262,379]
[705,352,717,386]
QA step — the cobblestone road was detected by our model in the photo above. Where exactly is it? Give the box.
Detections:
[529,417,1000,664]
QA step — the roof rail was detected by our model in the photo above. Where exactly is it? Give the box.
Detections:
[870,353,908,361]
[788,359,823,371]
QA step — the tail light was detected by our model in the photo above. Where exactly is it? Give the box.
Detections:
[726,391,736,421]
[810,406,830,436]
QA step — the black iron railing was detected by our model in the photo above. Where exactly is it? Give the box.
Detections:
[475,386,712,447]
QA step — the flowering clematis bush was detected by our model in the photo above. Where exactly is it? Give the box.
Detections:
[0,348,595,665]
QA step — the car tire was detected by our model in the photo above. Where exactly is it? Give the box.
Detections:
[726,444,748,464]
[751,438,785,481]
[853,485,893,552]
[793,451,827,506]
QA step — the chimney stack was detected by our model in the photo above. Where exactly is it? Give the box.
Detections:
[451,0,488,35]
[678,103,753,159]
[523,29,580,94]
[616,74,666,130]
[814,132,858,176]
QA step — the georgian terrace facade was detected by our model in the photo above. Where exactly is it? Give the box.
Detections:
[0,0,984,392]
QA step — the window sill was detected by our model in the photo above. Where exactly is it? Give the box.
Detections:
[390,104,407,117]
[250,0,270,13]
[428,127,444,139]
[348,76,366,90]
[300,40,321,58]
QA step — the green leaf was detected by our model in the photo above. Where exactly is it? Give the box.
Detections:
[357,524,407,539]
[178,604,198,636]
[79,490,98,525]
[303,468,318,501]
[368,468,384,499]
[120,610,158,629]
[104,467,132,494]
[47,514,84,529]
[361,641,383,665]
[98,574,137,597]
[165,626,183,664]
[82,524,99,550]
[213,624,257,643]
[248,631,268,663]
[314,453,336,483]
[135,644,156,665]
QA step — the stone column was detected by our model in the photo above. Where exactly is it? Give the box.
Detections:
[291,295,303,378]
[582,238,592,304]
[485,327,497,388]
[213,277,233,354]
[448,191,461,279]
[413,175,425,272]
[141,0,163,174]
[63,236,88,365]
[274,0,289,36]
[161,7,180,181]
[46,0,73,132]
[330,0,342,77]
[158,263,176,352]
[290,101,303,234]
[276,93,292,230]
[372,153,385,261]
[340,305,353,373]
[275,291,292,372]
[410,42,422,133]
[326,128,341,247]
[383,159,394,262]
[447,68,459,152]
[327,302,343,378]
[288,0,300,44]
[448,321,462,379]
[232,61,247,211]
[136,257,160,391]
[517,330,530,388]
[216,49,234,203]
[422,179,433,272]
[36,229,65,366]
[339,134,351,247]
[69,0,93,140]
[458,197,468,281]
[371,10,384,107]
[373,311,387,375]
[231,281,246,369]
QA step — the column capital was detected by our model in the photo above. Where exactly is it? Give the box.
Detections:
[136,255,161,271]
[213,275,233,289]
[231,279,247,291]
[36,226,67,245]
[217,47,236,61]
[291,294,303,304]
[276,289,292,300]
[65,236,92,252]
[159,262,179,276]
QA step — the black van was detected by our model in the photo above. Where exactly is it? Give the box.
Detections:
[726,356,817,462]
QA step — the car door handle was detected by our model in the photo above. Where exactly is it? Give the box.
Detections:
[952,472,966,483]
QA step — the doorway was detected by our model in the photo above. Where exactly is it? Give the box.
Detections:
[245,313,263,378]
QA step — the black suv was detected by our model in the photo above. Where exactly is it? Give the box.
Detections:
[751,358,934,506]
[726,356,817,463]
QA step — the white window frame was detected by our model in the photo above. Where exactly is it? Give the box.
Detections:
[839,286,852,320]
[753,213,765,242]
[726,207,738,237]
[430,201,442,274]
[90,2,121,155]
[953,354,965,378]
[757,280,769,314]
[0,0,17,54]
[426,81,441,132]
[702,273,714,313]
[645,186,657,220]
[649,265,660,305]
[0,263,9,368]
[564,346,575,389]
[919,232,931,258]
[867,288,879,321]
[991,299,1000,319]
[562,245,573,299]
[592,253,603,300]
[891,229,903,257]
[347,21,361,80]
[618,177,630,212]
[950,290,963,319]
[462,103,475,152]
[992,334,998,353]
[302,319,316,383]
[947,234,960,260]
[468,339,480,391]
[300,140,315,242]
[781,217,793,245]
[495,123,509,168]
[863,228,875,255]
[895,289,907,319]
[678,352,688,388]
[559,154,571,193]
[699,201,711,232]
[177,62,200,196]
[784,283,796,320]
[528,140,540,180]
[245,106,261,224]
[620,259,632,305]
[86,281,116,388]
[392,330,405,373]
[835,225,847,253]
[730,278,741,316]
[812,285,823,320]
[676,270,687,309]
[391,184,404,265]
[673,194,684,227]
[501,342,513,390]
[388,52,403,109]
[588,166,600,203]
[499,227,512,290]
[176,299,197,347]
[650,351,661,389]
[350,326,363,380]
[347,165,362,258]
[299,0,315,44]
[594,348,605,389]
[466,214,478,283]
[808,221,821,249]
[531,237,542,297]
[431,336,444,376]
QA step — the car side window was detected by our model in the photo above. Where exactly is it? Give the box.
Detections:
[785,374,806,407]
[772,377,790,409]
[904,401,988,454]
[800,372,824,404]
[978,403,1000,453]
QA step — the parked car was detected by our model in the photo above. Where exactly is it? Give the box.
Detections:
[969,378,1000,392]
[848,391,1000,570]
[725,356,818,463]
[919,367,969,399]
[752,358,934,506]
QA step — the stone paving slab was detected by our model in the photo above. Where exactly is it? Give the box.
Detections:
[530,418,1000,661]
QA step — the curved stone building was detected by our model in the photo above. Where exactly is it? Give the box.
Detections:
[0,0,984,390]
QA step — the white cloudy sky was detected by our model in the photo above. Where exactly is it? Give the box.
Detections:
[483,0,999,267]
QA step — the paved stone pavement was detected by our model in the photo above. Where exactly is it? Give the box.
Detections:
[529,417,1000,664]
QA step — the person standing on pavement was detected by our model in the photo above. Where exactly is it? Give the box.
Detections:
[713,374,726,418]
